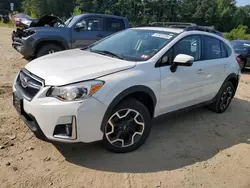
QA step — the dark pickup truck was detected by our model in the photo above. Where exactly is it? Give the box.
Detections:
[12,13,129,59]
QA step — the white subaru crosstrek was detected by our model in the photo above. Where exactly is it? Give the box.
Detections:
[13,25,241,153]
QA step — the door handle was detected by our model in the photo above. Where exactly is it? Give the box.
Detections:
[97,34,104,38]
[197,69,203,74]
[224,64,228,68]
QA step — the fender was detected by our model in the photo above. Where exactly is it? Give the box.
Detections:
[33,36,70,51]
[100,85,157,132]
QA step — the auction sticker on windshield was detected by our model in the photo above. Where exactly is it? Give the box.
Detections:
[152,33,174,39]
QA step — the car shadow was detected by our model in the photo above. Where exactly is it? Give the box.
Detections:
[53,98,250,173]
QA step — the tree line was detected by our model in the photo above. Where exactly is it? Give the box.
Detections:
[0,0,250,33]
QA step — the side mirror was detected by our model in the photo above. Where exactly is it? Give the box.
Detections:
[173,54,194,66]
[75,22,86,30]
[170,54,194,72]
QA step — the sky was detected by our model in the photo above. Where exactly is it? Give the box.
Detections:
[237,0,250,6]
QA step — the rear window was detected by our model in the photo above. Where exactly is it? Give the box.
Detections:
[203,36,222,60]
[225,43,232,57]
[221,42,232,58]
[221,42,227,58]
[104,18,125,31]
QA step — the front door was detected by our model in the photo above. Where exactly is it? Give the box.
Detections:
[159,35,206,114]
[72,17,105,49]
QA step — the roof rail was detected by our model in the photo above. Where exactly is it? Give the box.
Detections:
[134,22,224,38]
[134,24,152,27]
[184,26,224,37]
[134,22,196,28]
[151,22,197,27]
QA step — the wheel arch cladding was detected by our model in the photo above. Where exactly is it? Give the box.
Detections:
[217,73,239,99]
[225,73,239,89]
[100,85,157,132]
[34,38,69,55]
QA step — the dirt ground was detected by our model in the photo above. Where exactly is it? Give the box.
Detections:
[0,26,250,188]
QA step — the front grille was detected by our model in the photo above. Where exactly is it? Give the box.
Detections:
[15,69,44,101]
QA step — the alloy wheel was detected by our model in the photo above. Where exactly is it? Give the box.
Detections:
[220,86,233,110]
[105,109,145,148]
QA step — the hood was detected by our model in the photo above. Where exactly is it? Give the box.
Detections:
[25,49,136,86]
[33,15,65,27]
[22,15,65,28]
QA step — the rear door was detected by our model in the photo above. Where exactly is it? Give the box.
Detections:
[199,35,228,101]
[71,17,105,48]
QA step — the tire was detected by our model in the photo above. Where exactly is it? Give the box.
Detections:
[239,59,246,71]
[103,98,152,153]
[36,44,63,58]
[209,82,235,113]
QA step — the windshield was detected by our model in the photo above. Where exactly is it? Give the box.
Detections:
[89,29,177,61]
[64,15,81,27]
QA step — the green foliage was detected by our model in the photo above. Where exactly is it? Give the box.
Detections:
[223,25,249,40]
[72,6,82,16]
[30,11,37,19]
[0,0,250,35]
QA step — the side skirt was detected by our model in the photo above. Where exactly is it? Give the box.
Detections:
[153,99,214,122]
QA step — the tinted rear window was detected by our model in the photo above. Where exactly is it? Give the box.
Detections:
[104,18,125,31]
[225,43,232,57]
[203,36,222,60]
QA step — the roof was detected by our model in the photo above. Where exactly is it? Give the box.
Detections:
[80,13,127,20]
[133,27,184,34]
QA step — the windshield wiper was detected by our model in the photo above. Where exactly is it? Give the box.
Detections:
[90,49,124,60]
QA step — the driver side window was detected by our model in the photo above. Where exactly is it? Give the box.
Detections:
[162,35,201,65]
[78,18,102,31]
[173,35,201,62]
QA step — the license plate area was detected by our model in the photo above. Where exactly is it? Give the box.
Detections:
[13,92,23,115]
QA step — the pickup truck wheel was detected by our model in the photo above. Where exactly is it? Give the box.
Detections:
[209,82,235,113]
[103,98,152,153]
[36,44,63,58]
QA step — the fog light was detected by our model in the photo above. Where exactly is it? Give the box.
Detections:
[53,116,77,140]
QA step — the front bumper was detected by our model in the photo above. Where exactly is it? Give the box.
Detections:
[13,86,107,143]
[13,91,47,141]
[12,32,35,58]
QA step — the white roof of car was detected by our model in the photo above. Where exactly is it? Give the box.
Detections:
[133,27,184,34]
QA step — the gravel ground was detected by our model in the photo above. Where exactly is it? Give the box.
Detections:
[1,26,250,188]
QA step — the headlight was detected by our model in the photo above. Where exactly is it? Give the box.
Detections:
[47,80,104,101]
